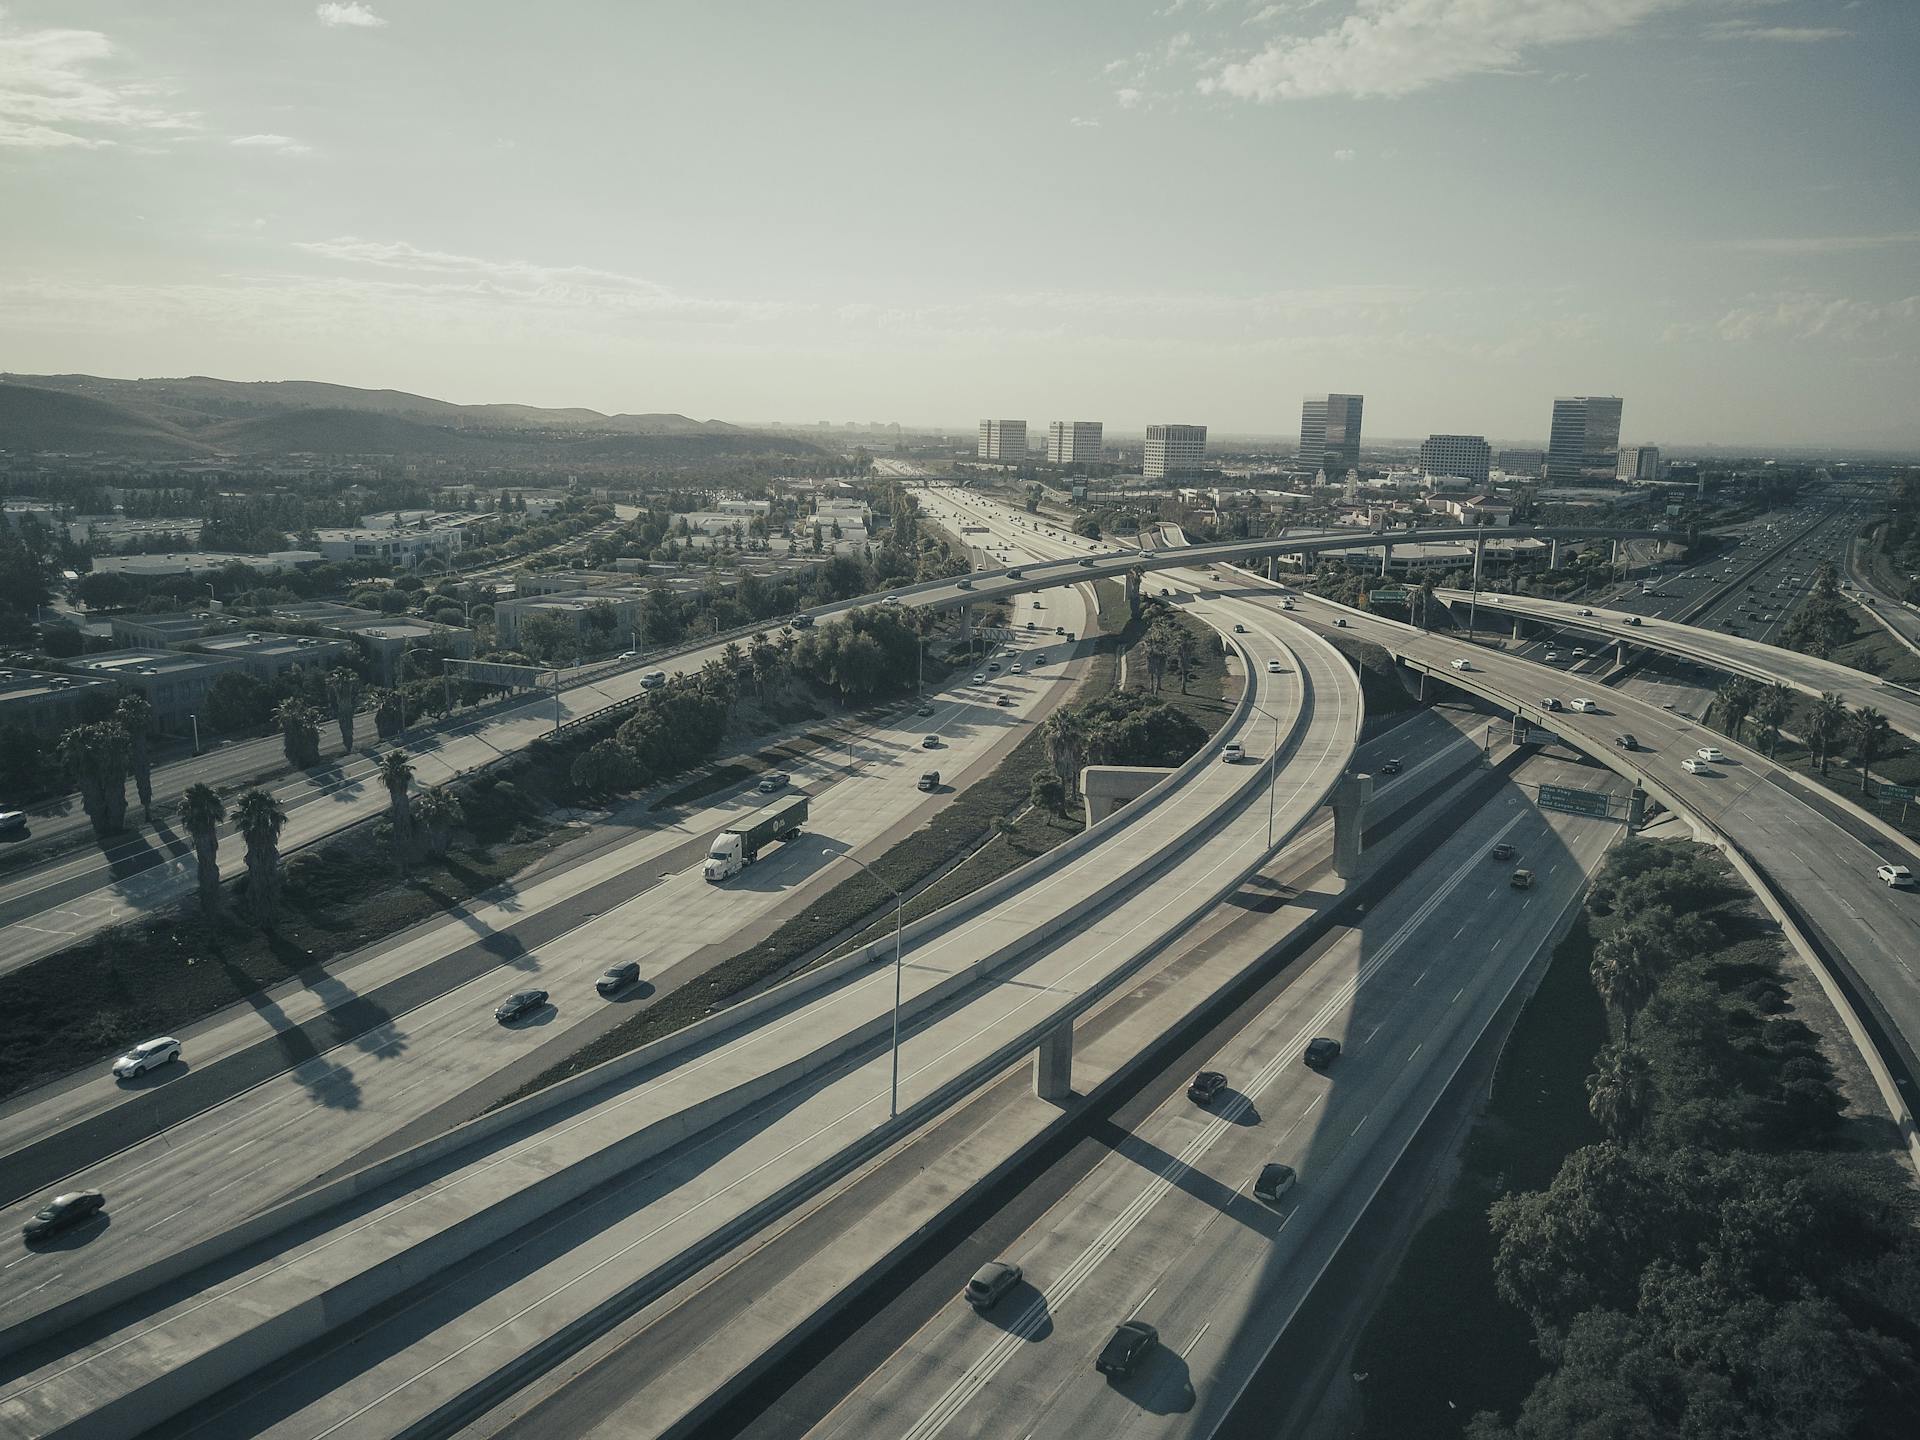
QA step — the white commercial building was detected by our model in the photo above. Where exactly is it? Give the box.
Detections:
[1144,424,1207,480]
[1417,434,1492,487]
[1618,445,1663,482]
[977,420,1027,462]
[1045,420,1104,465]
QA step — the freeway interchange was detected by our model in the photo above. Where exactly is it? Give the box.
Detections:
[0,485,1915,1440]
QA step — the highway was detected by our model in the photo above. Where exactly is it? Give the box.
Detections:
[0,588,1098,1324]
[0,562,1360,1439]
[810,749,1616,1440]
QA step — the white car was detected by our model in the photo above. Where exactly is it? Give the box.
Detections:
[973,673,986,683]
[1221,743,1245,763]
[1451,658,1472,671]
[1266,659,1283,674]
[112,1037,181,1079]
[1696,746,1724,762]
[1544,650,1559,662]
[1683,758,1710,774]
[1570,698,1597,713]
[1877,864,1914,889]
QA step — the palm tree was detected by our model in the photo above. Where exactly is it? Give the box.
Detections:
[1042,708,1090,799]
[1172,625,1200,695]
[1754,682,1795,758]
[1586,1043,1655,1141]
[1141,623,1174,693]
[115,693,156,819]
[1714,678,1759,744]
[276,698,321,769]
[1850,706,1892,795]
[411,785,464,860]
[1809,692,1849,775]
[234,787,287,923]
[57,721,131,838]
[326,667,361,752]
[181,782,226,917]
[1590,934,1660,1042]
[377,749,416,870]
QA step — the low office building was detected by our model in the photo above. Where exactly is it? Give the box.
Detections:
[493,592,643,651]
[0,666,117,737]
[90,551,322,577]
[271,603,475,684]
[62,649,244,734]
[110,611,219,649]
[313,526,463,569]
[190,632,353,684]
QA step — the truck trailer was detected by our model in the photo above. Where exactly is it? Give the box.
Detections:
[704,794,809,881]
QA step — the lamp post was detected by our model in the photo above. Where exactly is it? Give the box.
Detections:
[1247,698,1285,849]
[831,848,906,1119]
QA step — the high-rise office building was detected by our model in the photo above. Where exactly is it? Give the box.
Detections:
[976,419,1027,462]
[1418,434,1492,486]
[1298,394,1364,473]
[1618,445,1662,483]
[1497,448,1545,479]
[1143,424,1207,480]
[1046,420,1104,465]
[1546,396,1623,483]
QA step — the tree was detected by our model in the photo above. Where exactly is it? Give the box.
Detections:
[1808,691,1848,774]
[1754,682,1794,759]
[326,668,360,752]
[1171,623,1200,695]
[181,782,226,917]
[517,609,577,664]
[57,721,131,838]
[1030,770,1068,816]
[234,787,286,922]
[374,688,405,740]
[204,670,273,734]
[377,749,416,870]
[275,698,322,770]
[1849,705,1891,795]
[1586,1042,1655,1140]
[1713,678,1758,743]
[1042,707,1090,798]
[1590,934,1660,1042]
[411,785,463,860]
[115,693,156,820]
[1141,621,1175,693]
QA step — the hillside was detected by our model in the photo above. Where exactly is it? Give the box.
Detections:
[0,383,216,458]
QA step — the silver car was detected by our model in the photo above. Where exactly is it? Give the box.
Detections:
[111,1037,181,1079]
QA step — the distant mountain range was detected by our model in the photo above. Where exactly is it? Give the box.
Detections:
[0,373,818,463]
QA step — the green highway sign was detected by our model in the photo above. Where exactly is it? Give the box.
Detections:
[1881,784,1917,803]
[1538,784,1613,819]
[1526,728,1561,747]
[1368,586,1411,603]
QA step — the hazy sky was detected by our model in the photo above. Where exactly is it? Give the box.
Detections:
[2,1,1916,447]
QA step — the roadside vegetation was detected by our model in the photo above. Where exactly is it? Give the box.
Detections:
[1354,840,1920,1439]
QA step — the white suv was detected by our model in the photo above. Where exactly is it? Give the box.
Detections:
[1222,743,1245,764]
[1877,864,1914,889]
[112,1037,181,1079]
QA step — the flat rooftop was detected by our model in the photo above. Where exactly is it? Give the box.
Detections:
[64,648,242,680]
[0,665,115,704]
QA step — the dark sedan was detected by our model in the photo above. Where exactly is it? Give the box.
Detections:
[23,1189,105,1242]
[1187,1070,1228,1105]
[494,990,549,1023]
[1096,1320,1159,1379]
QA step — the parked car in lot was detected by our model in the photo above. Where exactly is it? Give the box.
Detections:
[757,772,789,793]
[1877,864,1914,888]
[111,1037,181,1079]
[1096,1320,1159,1379]
[1304,1036,1341,1069]
[1253,1163,1297,1204]
[965,1260,1023,1311]
[22,1189,105,1243]
[494,990,549,1023]
[1188,1070,1228,1105]
[596,963,640,996]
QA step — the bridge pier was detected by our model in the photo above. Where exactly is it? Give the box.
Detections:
[1268,554,1277,583]
[1628,787,1648,829]
[1379,542,1392,577]
[1332,771,1373,881]
[959,604,972,647]
[1548,538,1561,569]
[1513,615,1527,641]
[1124,569,1142,620]
[1615,639,1629,666]
[1033,1020,1073,1102]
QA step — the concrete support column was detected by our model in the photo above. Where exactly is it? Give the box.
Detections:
[1418,669,1431,703]
[1123,569,1142,619]
[1549,538,1562,570]
[1331,771,1374,882]
[1628,787,1648,829]
[1513,616,1526,641]
[1616,639,1629,666]
[1379,542,1392,577]
[1033,1021,1073,1102]
[1268,554,1277,583]
[959,604,972,644]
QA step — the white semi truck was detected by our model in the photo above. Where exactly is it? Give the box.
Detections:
[703,794,809,882]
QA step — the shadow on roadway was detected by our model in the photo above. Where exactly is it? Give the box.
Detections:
[1087,1117,1273,1237]
[113,1059,194,1092]
[1111,1344,1197,1415]
[980,1281,1053,1341]
[22,1212,112,1252]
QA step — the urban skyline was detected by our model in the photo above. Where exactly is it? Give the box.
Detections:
[1,3,1916,447]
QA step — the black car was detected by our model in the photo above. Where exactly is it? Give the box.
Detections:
[1096,1320,1159,1379]
[1492,842,1516,862]
[596,964,639,996]
[1542,697,1562,712]
[23,1189,105,1242]
[494,989,549,1023]
[1379,758,1403,775]
[1188,1070,1228,1105]
[1078,557,1095,567]
[1615,734,1638,751]
[1304,1037,1342,1070]
[1007,568,1023,579]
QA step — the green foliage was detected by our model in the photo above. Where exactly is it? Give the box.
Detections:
[204,670,274,734]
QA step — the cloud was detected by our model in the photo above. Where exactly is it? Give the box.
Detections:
[1706,22,1851,43]
[231,133,312,155]
[1116,86,1145,108]
[1720,232,1920,255]
[316,3,387,29]
[1332,146,1355,160]
[1714,292,1920,343]
[0,13,196,148]
[291,235,794,322]
[1202,0,1680,102]
[1069,116,1101,128]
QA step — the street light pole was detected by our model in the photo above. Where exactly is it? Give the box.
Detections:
[832,849,906,1118]
[1248,698,1285,849]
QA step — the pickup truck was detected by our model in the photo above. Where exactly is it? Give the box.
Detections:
[704,794,809,882]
